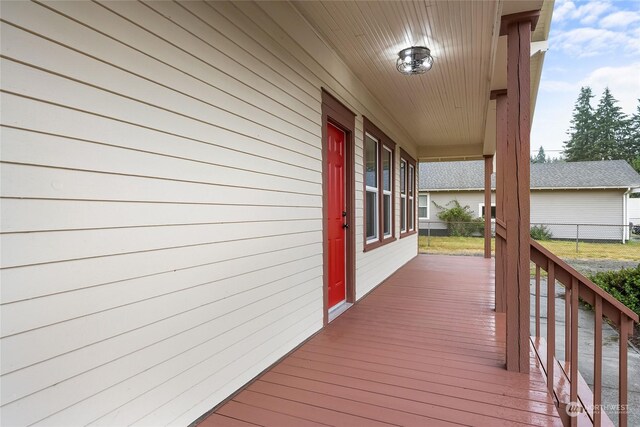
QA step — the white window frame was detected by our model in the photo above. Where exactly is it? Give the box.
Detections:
[418,193,430,219]
[478,203,497,222]
[382,146,393,238]
[365,133,379,243]
[400,159,407,233]
[408,164,415,231]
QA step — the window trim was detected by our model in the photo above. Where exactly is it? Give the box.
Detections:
[418,193,430,220]
[382,145,393,239]
[478,202,497,222]
[363,117,396,252]
[400,148,417,239]
[408,164,415,232]
[364,133,379,244]
[400,159,407,233]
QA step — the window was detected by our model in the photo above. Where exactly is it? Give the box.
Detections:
[400,149,417,238]
[382,146,392,238]
[400,159,407,232]
[479,203,497,221]
[365,134,378,242]
[418,194,429,219]
[408,164,414,231]
[363,118,396,251]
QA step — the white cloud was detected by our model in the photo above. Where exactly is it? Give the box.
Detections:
[533,62,640,152]
[541,62,640,111]
[534,1,640,152]
[600,10,640,28]
[553,0,577,22]
[553,1,613,24]
[582,63,640,112]
[551,27,639,57]
[574,1,612,24]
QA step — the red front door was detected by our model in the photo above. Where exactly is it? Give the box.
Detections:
[327,123,346,309]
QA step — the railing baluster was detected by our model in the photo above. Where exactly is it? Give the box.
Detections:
[620,314,629,427]
[547,261,555,396]
[530,240,638,426]
[535,265,540,338]
[594,295,602,427]
[565,282,571,363]
[570,278,579,427]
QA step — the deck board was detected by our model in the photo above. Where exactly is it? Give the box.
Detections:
[204,255,562,426]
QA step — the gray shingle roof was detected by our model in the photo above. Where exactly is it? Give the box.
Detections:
[418,160,640,191]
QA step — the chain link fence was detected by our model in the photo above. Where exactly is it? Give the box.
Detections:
[419,221,639,263]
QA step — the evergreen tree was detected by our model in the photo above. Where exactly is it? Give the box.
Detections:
[548,156,565,163]
[532,146,547,163]
[625,100,640,172]
[563,87,595,161]
[592,87,627,160]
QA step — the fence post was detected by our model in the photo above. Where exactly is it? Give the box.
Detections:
[576,224,579,253]
[427,222,431,247]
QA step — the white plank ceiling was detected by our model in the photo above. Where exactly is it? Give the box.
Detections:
[291,0,549,159]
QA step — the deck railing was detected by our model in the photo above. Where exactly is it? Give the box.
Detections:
[530,240,638,427]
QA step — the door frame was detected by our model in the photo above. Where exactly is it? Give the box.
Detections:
[321,88,356,326]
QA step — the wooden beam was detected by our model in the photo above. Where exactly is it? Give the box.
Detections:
[490,89,507,99]
[483,155,493,259]
[417,143,484,160]
[499,10,540,36]
[494,93,507,314]
[504,18,532,373]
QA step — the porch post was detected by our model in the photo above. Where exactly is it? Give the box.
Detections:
[483,155,493,259]
[492,91,507,314]
[501,11,539,373]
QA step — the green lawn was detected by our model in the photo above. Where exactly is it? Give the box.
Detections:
[418,236,640,261]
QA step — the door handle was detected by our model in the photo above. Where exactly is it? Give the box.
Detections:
[343,223,349,229]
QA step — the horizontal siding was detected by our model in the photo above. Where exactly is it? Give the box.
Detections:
[1,219,321,268]
[419,190,625,240]
[422,191,493,230]
[530,190,625,225]
[530,190,625,240]
[0,198,321,233]
[630,198,640,223]
[0,1,417,426]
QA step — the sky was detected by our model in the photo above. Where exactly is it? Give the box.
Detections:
[531,0,640,158]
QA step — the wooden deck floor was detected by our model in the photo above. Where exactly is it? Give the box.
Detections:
[202,255,562,426]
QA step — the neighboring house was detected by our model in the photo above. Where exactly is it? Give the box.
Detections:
[630,197,640,226]
[10,2,627,426]
[419,160,640,242]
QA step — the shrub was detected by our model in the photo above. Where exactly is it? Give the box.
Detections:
[432,200,484,237]
[589,265,640,317]
[530,224,553,240]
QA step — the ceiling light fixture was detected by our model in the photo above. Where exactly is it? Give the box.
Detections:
[396,46,433,75]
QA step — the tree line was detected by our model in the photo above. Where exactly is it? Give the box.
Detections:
[532,87,640,173]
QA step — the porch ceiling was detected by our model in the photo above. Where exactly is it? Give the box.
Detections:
[291,0,552,161]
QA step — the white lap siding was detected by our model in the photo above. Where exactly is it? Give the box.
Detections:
[0,1,417,425]
[419,189,626,241]
[530,190,626,241]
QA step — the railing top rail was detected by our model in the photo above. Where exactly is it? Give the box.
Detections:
[530,222,634,227]
[421,220,633,227]
[530,240,639,323]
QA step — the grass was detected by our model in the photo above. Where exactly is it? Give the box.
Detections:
[418,236,640,261]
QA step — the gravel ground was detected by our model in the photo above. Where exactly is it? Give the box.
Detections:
[565,259,638,276]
